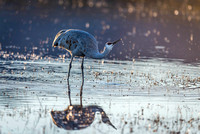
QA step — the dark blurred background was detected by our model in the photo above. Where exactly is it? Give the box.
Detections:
[0,0,200,62]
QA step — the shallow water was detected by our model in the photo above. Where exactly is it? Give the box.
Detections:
[1,1,200,62]
[1,1,200,133]
[0,58,200,134]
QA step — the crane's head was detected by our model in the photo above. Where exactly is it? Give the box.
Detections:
[105,38,122,51]
[52,29,67,48]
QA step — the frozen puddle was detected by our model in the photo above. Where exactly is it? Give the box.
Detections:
[0,58,200,134]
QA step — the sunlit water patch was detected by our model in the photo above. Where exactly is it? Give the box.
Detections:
[0,58,200,134]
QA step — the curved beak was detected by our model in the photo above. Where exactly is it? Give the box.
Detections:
[112,38,122,45]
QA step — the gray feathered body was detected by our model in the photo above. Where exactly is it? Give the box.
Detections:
[53,29,118,59]
[53,29,100,58]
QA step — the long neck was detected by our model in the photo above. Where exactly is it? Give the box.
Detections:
[90,47,111,59]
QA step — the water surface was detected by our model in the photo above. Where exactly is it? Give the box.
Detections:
[0,58,200,134]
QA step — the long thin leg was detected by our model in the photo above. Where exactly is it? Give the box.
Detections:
[68,86,72,106]
[80,57,84,106]
[81,57,84,88]
[67,56,73,86]
[67,56,73,105]
[80,94,83,107]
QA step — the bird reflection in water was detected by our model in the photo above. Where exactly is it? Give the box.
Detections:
[50,83,116,130]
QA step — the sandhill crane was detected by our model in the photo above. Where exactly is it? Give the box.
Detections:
[52,29,121,91]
